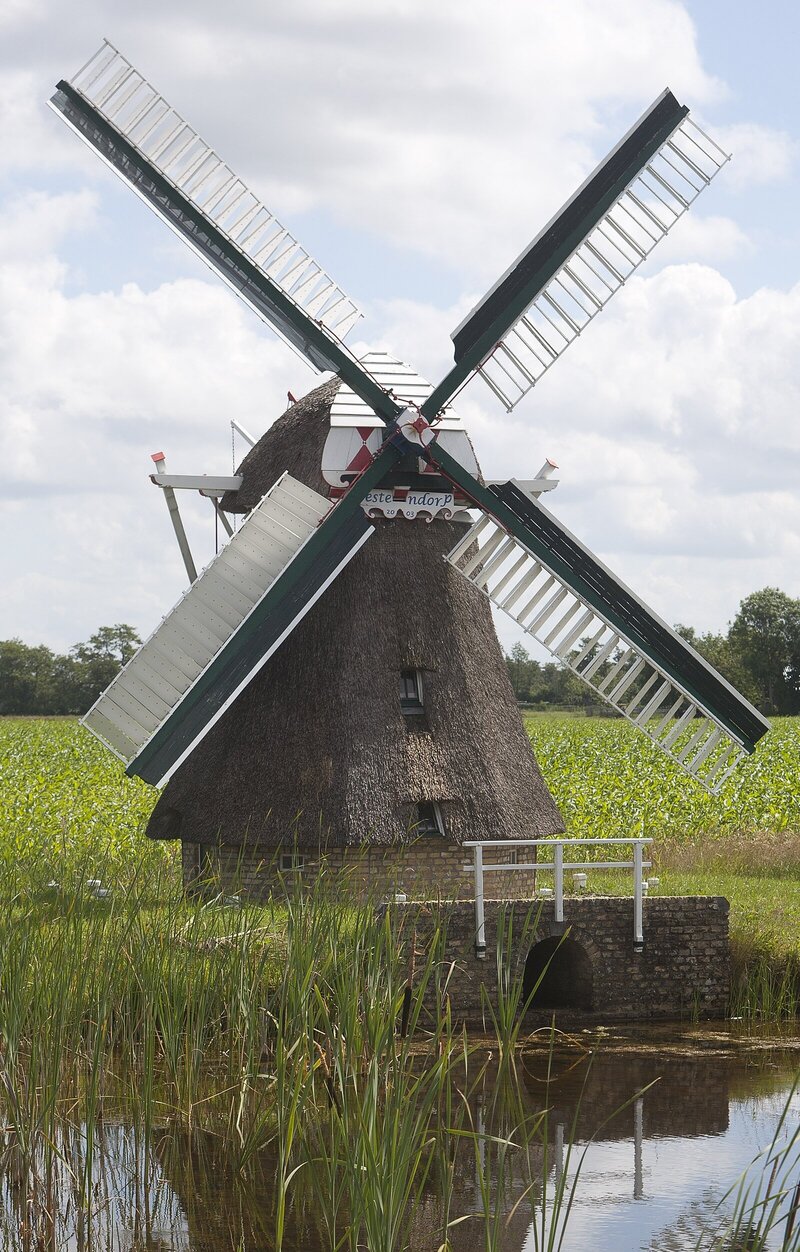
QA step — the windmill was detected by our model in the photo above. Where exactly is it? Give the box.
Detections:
[49,43,769,898]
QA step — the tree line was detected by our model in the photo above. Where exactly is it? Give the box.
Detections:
[0,625,142,716]
[504,588,800,717]
[1,587,799,718]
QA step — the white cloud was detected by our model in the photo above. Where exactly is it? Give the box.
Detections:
[3,0,725,281]
[714,122,796,190]
[654,214,751,265]
[0,188,98,261]
[0,188,317,649]
[371,260,800,633]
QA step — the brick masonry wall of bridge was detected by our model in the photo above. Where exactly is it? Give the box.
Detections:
[392,895,730,1025]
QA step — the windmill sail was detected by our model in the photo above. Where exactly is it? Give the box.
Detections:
[49,42,396,420]
[436,446,769,792]
[331,351,465,430]
[83,473,371,787]
[422,90,729,417]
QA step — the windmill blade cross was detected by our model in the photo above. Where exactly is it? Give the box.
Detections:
[421,90,729,418]
[54,45,764,795]
[433,443,769,793]
[49,41,399,424]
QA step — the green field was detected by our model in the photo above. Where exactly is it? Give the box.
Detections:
[2,714,799,1015]
[525,712,800,841]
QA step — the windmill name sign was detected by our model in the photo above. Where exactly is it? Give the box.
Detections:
[362,488,459,521]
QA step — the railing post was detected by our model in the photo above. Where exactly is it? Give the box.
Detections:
[554,841,564,923]
[633,840,644,949]
[633,1096,644,1199]
[474,844,486,959]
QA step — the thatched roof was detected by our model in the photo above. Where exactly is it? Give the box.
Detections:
[221,376,337,512]
[147,379,564,848]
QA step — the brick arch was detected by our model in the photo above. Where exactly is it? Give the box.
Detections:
[523,933,595,1011]
[507,906,603,982]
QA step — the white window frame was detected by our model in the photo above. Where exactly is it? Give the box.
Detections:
[415,801,445,837]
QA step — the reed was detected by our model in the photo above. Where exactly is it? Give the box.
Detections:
[703,1076,800,1251]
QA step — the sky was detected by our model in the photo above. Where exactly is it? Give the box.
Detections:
[1,0,799,656]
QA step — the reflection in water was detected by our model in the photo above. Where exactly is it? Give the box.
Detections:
[0,1123,191,1250]
[0,1034,797,1251]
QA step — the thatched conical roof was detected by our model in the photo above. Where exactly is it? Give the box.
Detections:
[146,379,564,848]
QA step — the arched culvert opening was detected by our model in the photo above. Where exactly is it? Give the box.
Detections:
[523,936,594,1011]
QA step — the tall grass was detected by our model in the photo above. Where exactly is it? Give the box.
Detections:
[0,861,496,1249]
[1,856,798,1250]
[703,1077,800,1251]
[2,716,799,1246]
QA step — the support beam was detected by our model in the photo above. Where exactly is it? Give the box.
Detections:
[150,452,197,583]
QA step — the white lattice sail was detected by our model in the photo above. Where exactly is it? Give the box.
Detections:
[445,508,764,794]
[50,41,362,358]
[447,92,730,413]
[83,474,334,773]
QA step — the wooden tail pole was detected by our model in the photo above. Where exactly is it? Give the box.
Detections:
[150,452,197,584]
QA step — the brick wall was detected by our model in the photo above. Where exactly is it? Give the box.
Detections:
[391,896,730,1025]
[181,838,537,902]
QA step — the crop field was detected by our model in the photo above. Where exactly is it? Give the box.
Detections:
[525,712,800,842]
[0,717,166,882]
[2,713,799,878]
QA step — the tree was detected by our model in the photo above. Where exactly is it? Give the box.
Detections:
[506,643,540,701]
[675,624,757,705]
[728,588,800,715]
[505,642,605,708]
[0,640,58,715]
[0,625,142,715]
[71,624,141,667]
[68,624,142,713]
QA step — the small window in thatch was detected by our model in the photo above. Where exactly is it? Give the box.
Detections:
[415,802,444,837]
[280,852,306,874]
[400,669,424,714]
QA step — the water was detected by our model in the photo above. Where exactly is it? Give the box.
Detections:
[1,1025,798,1251]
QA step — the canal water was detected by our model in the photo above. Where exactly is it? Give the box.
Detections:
[1,1025,798,1250]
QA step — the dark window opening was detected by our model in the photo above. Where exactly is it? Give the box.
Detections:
[400,669,424,714]
[523,936,593,1011]
[415,801,444,837]
[280,852,306,874]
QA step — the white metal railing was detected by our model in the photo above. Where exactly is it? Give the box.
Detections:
[463,837,653,956]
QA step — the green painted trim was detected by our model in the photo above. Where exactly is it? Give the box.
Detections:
[432,443,765,753]
[55,82,400,424]
[420,108,688,419]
